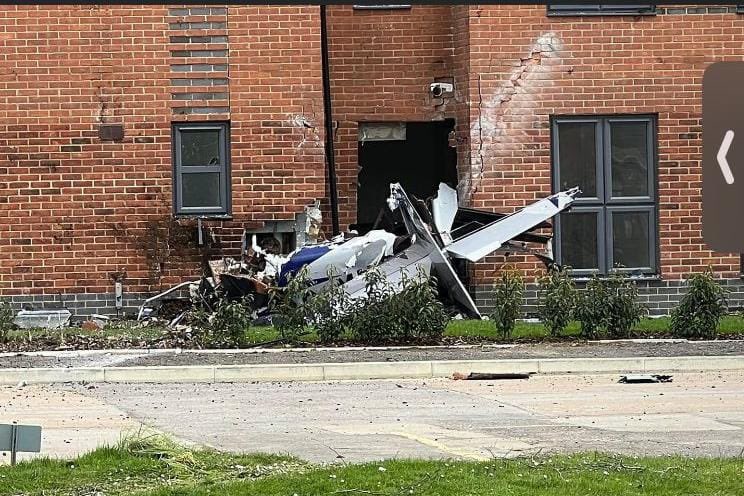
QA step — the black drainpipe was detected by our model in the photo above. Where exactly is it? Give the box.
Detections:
[320,4,340,236]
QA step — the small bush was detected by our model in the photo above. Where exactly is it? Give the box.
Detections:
[347,267,448,344]
[186,295,253,348]
[574,276,609,340]
[575,272,647,339]
[270,266,448,345]
[538,266,577,337]
[269,267,315,340]
[671,270,727,339]
[0,299,13,343]
[308,269,351,344]
[489,268,524,340]
[604,271,647,339]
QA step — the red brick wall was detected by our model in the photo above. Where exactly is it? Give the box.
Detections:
[463,5,744,284]
[326,5,457,228]
[0,5,325,298]
[3,4,744,306]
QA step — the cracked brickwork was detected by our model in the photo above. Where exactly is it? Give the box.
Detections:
[462,5,744,290]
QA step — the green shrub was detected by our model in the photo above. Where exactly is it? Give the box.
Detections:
[671,270,727,339]
[270,266,448,345]
[269,267,315,340]
[489,268,524,340]
[309,269,351,344]
[538,266,577,337]
[204,296,253,348]
[604,271,647,339]
[574,272,647,339]
[185,295,253,348]
[347,267,448,344]
[0,299,13,343]
[574,276,609,340]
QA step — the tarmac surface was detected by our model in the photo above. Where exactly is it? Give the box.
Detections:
[2,370,732,463]
[2,340,744,369]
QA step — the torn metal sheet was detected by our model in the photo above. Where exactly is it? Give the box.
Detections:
[619,374,673,384]
[445,187,580,262]
[431,182,458,246]
[452,372,532,380]
[137,280,200,321]
[387,182,482,318]
[340,240,434,304]
[305,230,396,284]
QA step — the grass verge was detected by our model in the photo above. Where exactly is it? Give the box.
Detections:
[0,434,305,496]
[4,315,744,351]
[1,442,742,496]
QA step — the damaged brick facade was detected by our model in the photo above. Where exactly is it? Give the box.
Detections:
[2,4,744,316]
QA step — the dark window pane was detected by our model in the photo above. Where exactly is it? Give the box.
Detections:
[180,129,221,166]
[612,211,651,269]
[560,212,599,270]
[558,122,597,195]
[611,121,649,197]
[182,172,220,207]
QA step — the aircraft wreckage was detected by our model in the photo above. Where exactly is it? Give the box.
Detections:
[138,183,580,322]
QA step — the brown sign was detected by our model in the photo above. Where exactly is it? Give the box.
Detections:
[703,62,744,252]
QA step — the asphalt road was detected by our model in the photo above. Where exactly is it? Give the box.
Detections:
[43,371,744,463]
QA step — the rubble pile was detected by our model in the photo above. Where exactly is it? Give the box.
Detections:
[137,182,580,329]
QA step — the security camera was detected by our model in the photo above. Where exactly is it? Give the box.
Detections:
[430,82,454,98]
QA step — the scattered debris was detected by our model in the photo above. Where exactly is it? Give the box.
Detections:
[452,372,532,380]
[81,320,103,332]
[136,183,579,328]
[619,374,673,384]
[14,309,71,330]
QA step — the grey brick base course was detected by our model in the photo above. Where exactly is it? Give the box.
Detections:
[5,292,151,320]
[474,278,744,317]
[6,278,744,321]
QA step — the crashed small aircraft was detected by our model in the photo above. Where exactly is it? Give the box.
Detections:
[138,183,579,321]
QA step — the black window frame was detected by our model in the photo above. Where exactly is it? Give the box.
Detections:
[172,121,231,217]
[547,4,656,16]
[552,115,658,277]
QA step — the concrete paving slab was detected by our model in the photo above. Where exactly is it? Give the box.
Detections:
[0,385,140,464]
[61,371,744,462]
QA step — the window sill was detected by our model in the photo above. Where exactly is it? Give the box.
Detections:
[571,274,661,283]
[547,11,656,17]
[173,213,233,221]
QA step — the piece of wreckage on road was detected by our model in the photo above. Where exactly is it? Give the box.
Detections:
[138,183,580,324]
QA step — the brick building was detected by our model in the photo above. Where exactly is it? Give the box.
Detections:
[2,4,744,317]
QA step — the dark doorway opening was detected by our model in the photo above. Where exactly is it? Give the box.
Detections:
[355,119,457,233]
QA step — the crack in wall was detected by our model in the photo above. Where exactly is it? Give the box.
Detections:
[460,32,564,204]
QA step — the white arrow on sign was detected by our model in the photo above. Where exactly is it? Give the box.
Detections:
[718,130,735,185]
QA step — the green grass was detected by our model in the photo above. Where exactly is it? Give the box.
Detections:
[7,322,163,342]
[6,315,744,350]
[0,434,304,496]
[2,443,742,496]
[245,315,744,345]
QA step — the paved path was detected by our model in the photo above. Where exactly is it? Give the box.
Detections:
[57,371,744,463]
[0,385,139,464]
[3,340,744,369]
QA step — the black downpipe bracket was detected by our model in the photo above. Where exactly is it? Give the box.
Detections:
[320,5,340,236]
